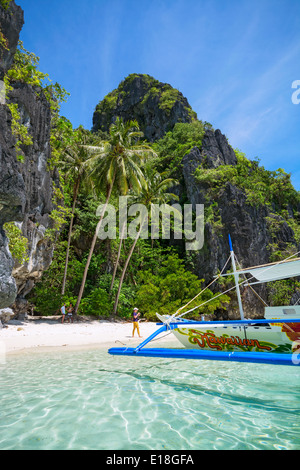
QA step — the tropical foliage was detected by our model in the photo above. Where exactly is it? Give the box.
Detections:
[135,253,230,320]
[4,222,29,264]
[153,120,212,176]
[6,42,299,318]
[112,167,179,315]
[195,149,300,210]
[0,0,12,11]
[74,117,157,313]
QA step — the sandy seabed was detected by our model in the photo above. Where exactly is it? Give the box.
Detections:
[0,317,174,356]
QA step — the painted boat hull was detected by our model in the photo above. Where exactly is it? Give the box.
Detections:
[172,321,300,355]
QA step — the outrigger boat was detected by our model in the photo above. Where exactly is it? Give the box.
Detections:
[109,236,300,366]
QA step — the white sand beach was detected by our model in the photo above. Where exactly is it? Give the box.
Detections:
[0,317,175,356]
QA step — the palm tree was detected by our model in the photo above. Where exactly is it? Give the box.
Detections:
[57,130,94,296]
[112,168,178,315]
[74,118,156,314]
[109,209,127,293]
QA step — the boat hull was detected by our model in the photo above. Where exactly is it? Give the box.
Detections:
[172,321,300,355]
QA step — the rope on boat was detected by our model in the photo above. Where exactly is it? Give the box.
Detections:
[234,254,269,307]
[167,254,232,323]
[170,249,300,322]
[114,330,173,352]
[149,330,173,342]
[247,284,269,306]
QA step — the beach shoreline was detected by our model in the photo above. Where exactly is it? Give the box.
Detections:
[0,317,175,357]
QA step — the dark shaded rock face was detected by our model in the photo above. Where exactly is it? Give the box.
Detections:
[92,73,196,142]
[0,104,25,225]
[0,1,57,311]
[0,226,17,307]
[0,0,24,80]
[0,1,24,308]
[182,131,297,274]
[9,83,60,305]
[180,136,298,317]
[200,129,237,168]
[182,129,238,208]
[93,70,299,316]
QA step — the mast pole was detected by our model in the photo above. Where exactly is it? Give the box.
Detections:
[229,234,245,320]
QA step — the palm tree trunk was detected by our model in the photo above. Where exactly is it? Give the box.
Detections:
[109,219,126,293]
[61,176,80,296]
[112,216,145,316]
[74,180,115,314]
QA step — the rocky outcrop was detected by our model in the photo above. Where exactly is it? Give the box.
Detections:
[92,71,299,317]
[0,1,58,312]
[8,82,59,306]
[92,73,197,142]
[181,130,297,274]
[0,0,24,308]
[182,129,238,208]
[0,307,14,324]
[200,129,238,168]
[180,134,298,317]
[0,0,24,80]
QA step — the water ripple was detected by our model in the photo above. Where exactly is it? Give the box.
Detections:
[0,349,299,450]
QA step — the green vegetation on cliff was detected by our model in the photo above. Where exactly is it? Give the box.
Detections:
[4,41,69,163]
[195,149,300,251]
[195,150,300,211]
[153,120,213,176]
[0,0,12,10]
[5,46,299,318]
[92,74,197,141]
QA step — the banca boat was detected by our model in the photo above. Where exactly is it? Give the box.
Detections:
[109,236,300,366]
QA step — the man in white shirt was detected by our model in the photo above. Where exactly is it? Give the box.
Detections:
[61,303,66,323]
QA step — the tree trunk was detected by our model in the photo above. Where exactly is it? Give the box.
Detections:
[112,216,145,316]
[109,219,126,293]
[61,176,80,296]
[74,181,114,314]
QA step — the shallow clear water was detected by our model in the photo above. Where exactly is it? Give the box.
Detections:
[0,346,299,450]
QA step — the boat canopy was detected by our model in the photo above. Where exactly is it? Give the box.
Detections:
[234,258,300,283]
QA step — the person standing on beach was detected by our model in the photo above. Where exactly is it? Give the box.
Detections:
[61,303,66,323]
[67,303,74,323]
[132,307,142,338]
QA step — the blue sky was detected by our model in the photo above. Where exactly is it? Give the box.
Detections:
[17,0,300,189]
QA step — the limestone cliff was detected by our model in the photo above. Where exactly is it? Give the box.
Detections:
[8,82,60,311]
[92,73,197,142]
[93,72,299,315]
[179,131,299,316]
[92,75,299,317]
[0,1,58,313]
[0,0,23,80]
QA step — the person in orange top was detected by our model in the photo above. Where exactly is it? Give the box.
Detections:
[132,307,142,338]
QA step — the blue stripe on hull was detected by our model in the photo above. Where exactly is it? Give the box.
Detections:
[108,347,299,366]
[156,318,300,327]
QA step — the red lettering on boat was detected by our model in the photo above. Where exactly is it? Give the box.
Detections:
[188,330,272,351]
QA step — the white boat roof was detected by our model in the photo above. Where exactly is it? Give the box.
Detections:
[234,257,300,283]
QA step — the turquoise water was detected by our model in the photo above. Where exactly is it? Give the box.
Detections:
[0,346,299,450]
